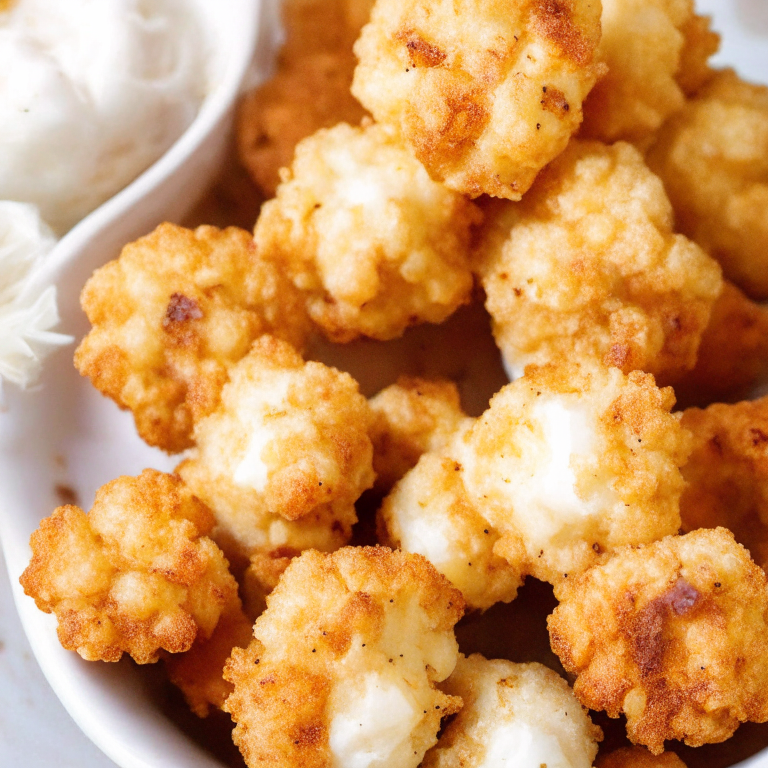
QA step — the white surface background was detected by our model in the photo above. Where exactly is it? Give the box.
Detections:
[1,0,767,766]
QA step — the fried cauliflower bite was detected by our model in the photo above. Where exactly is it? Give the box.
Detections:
[352,0,604,199]
[461,363,690,585]
[549,528,768,753]
[165,600,254,717]
[177,335,375,567]
[379,421,524,611]
[668,282,768,408]
[369,376,466,492]
[254,121,479,342]
[223,546,464,768]
[20,470,238,665]
[422,654,602,768]
[596,747,687,768]
[646,70,768,300]
[679,398,768,570]
[474,140,723,381]
[580,0,719,144]
[75,224,310,453]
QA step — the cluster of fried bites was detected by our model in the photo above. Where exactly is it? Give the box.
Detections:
[21,0,768,765]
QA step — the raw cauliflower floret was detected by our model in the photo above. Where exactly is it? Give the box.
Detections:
[177,335,375,568]
[646,69,768,300]
[352,0,604,199]
[422,654,602,768]
[596,747,688,768]
[461,363,690,584]
[679,397,768,571]
[379,421,524,611]
[75,224,310,453]
[223,547,465,768]
[474,140,723,381]
[581,0,719,143]
[20,470,238,664]
[549,528,768,753]
[254,121,479,342]
[369,376,466,492]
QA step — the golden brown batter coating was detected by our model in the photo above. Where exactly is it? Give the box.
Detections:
[596,746,687,768]
[177,335,375,567]
[352,0,604,199]
[369,376,466,492]
[20,470,238,665]
[475,140,723,381]
[581,0,719,143]
[254,121,478,342]
[680,397,768,570]
[223,547,464,768]
[549,529,768,753]
[75,224,309,453]
[647,70,768,300]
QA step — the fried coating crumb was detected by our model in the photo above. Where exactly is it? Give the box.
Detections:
[581,0,719,143]
[422,654,602,768]
[75,224,309,453]
[668,282,768,408]
[241,549,299,620]
[475,140,723,381]
[369,376,466,492]
[177,335,375,567]
[20,470,238,665]
[647,69,768,300]
[165,600,254,717]
[223,547,464,768]
[549,528,768,753]
[462,363,689,584]
[254,122,479,342]
[379,421,524,611]
[680,398,768,570]
[596,746,687,768]
[352,0,604,199]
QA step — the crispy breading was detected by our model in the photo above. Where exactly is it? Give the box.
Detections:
[679,398,768,570]
[254,121,478,342]
[596,746,687,768]
[165,601,254,717]
[647,69,768,299]
[581,0,719,143]
[177,335,375,567]
[549,528,768,753]
[379,421,524,611]
[422,654,602,768]
[668,282,768,408]
[223,547,464,768]
[369,376,466,491]
[75,224,309,453]
[352,0,604,199]
[474,141,723,381]
[241,549,298,619]
[462,363,689,584]
[20,470,238,665]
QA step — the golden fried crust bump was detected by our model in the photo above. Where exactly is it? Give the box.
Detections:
[646,70,768,300]
[352,0,604,199]
[596,746,687,768]
[20,470,238,665]
[75,224,310,453]
[680,398,768,570]
[177,335,375,567]
[241,549,299,620]
[165,600,254,717]
[580,0,719,144]
[369,376,466,492]
[474,141,723,381]
[379,420,524,611]
[549,529,768,753]
[462,363,689,585]
[668,282,768,408]
[223,547,464,768]
[422,654,602,768]
[254,122,479,342]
